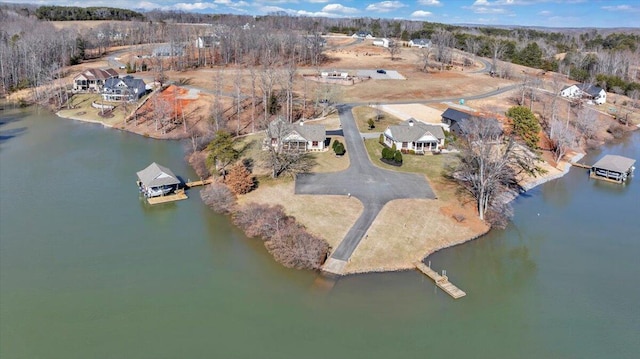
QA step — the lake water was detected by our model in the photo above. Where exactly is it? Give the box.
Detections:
[1,105,639,358]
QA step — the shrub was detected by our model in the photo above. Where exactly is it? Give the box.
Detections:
[367,118,375,129]
[381,147,392,160]
[332,139,340,150]
[200,182,236,214]
[225,162,255,194]
[394,150,403,164]
[233,203,330,270]
[391,143,397,152]
[379,134,384,144]
[334,141,345,155]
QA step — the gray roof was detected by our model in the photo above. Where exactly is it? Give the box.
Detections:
[442,108,472,123]
[410,39,431,46]
[578,83,605,97]
[269,119,326,142]
[592,155,636,173]
[137,162,180,188]
[104,76,146,93]
[387,119,445,142]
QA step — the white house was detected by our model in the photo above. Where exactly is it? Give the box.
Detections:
[352,31,374,39]
[409,39,431,48]
[267,118,326,152]
[383,119,445,153]
[195,35,218,48]
[560,83,607,104]
[373,38,391,48]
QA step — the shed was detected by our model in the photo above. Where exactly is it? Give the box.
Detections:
[590,155,636,183]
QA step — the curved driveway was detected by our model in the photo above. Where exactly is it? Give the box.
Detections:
[295,104,435,261]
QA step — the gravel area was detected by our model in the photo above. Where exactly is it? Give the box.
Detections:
[357,69,406,80]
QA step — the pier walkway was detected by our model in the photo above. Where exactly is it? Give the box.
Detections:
[415,262,466,299]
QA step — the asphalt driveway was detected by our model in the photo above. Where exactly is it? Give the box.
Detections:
[295,104,435,261]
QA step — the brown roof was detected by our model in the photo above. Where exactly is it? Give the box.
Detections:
[75,68,118,81]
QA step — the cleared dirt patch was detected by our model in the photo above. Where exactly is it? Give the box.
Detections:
[380,104,445,124]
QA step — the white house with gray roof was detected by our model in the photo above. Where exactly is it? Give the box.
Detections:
[383,119,445,154]
[560,83,607,104]
[409,39,431,48]
[267,118,326,152]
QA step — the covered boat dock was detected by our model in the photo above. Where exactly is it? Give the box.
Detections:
[590,155,636,183]
[136,162,181,199]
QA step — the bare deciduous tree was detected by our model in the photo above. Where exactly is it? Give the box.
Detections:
[548,117,577,163]
[453,117,537,222]
[431,28,455,70]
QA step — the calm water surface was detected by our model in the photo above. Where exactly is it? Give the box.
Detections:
[1,106,639,358]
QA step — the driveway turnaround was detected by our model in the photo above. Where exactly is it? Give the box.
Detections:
[295,104,436,264]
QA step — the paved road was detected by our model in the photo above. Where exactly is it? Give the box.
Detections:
[295,104,436,261]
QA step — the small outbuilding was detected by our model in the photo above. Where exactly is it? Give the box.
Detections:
[590,155,636,183]
[137,162,181,197]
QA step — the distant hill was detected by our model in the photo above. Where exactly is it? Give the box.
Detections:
[35,5,144,21]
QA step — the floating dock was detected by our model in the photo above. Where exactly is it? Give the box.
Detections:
[415,262,466,299]
[147,188,188,205]
[185,178,213,188]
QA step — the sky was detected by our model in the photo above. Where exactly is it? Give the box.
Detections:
[4,0,640,28]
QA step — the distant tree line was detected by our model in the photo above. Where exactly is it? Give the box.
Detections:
[35,6,144,21]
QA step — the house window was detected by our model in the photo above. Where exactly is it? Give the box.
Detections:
[402,142,408,148]
[312,141,319,147]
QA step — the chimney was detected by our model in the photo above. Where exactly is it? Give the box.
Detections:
[299,121,304,126]
[408,119,414,126]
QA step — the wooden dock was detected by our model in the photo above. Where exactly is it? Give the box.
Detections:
[185,178,213,188]
[571,162,591,169]
[415,262,466,299]
[147,189,188,205]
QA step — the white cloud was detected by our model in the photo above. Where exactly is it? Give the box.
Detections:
[417,0,441,5]
[411,10,433,18]
[173,2,218,11]
[538,10,551,16]
[307,0,331,3]
[322,3,358,14]
[365,1,406,13]
[470,6,507,14]
[602,5,640,12]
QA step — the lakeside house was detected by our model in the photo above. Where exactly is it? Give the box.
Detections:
[102,76,146,102]
[560,83,607,104]
[383,118,445,154]
[72,68,119,93]
[267,118,326,152]
[441,107,503,139]
[590,155,636,183]
[136,162,181,198]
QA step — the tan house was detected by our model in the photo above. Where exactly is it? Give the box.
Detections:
[72,68,119,93]
[267,118,326,152]
[383,118,445,154]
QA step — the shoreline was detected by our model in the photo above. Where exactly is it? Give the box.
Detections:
[55,111,115,128]
[53,105,636,276]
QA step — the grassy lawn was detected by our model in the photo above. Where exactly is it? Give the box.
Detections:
[352,105,403,133]
[234,133,350,176]
[57,93,141,127]
[363,139,460,201]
